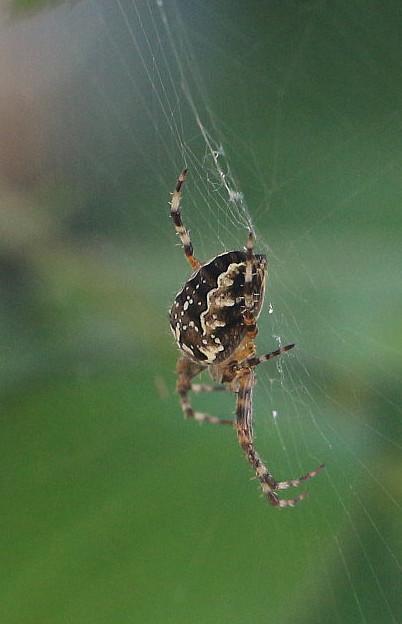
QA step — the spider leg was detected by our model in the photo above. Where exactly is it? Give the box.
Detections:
[246,343,295,368]
[191,383,227,393]
[170,169,201,271]
[275,464,325,490]
[242,230,258,338]
[241,345,325,497]
[235,367,317,508]
[176,356,233,425]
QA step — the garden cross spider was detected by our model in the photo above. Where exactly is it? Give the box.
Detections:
[169,169,324,508]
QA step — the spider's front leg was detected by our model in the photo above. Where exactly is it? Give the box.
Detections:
[170,169,201,271]
[242,230,259,338]
[235,367,320,508]
[176,356,233,426]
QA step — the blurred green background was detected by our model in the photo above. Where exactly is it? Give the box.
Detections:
[1,1,401,623]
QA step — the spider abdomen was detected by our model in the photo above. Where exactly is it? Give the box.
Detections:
[170,250,267,364]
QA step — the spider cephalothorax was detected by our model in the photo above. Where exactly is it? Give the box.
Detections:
[169,169,324,507]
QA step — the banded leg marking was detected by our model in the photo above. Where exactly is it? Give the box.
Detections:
[170,169,201,270]
[180,395,233,425]
[243,231,258,338]
[176,356,233,426]
[235,368,322,508]
[247,343,295,368]
[276,464,325,490]
[191,383,227,393]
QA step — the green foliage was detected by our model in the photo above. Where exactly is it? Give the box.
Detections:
[11,0,49,12]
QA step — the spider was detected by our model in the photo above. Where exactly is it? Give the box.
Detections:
[169,169,324,508]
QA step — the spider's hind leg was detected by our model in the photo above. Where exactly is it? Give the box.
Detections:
[275,464,325,491]
[235,367,322,508]
[176,356,233,426]
[170,169,201,271]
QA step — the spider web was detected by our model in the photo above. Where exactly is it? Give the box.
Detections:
[2,1,401,623]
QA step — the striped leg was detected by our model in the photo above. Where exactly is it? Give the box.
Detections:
[176,356,233,426]
[243,231,258,338]
[235,368,321,508]
[275,464,325,490]
[170,169,201,270]
[191,383,227,393]
[246,343,295,368]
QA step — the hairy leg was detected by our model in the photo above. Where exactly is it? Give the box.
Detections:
[235,368,321,508]
[246,343,295,368]
[176,356,233,425]
[170,169,201,270]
